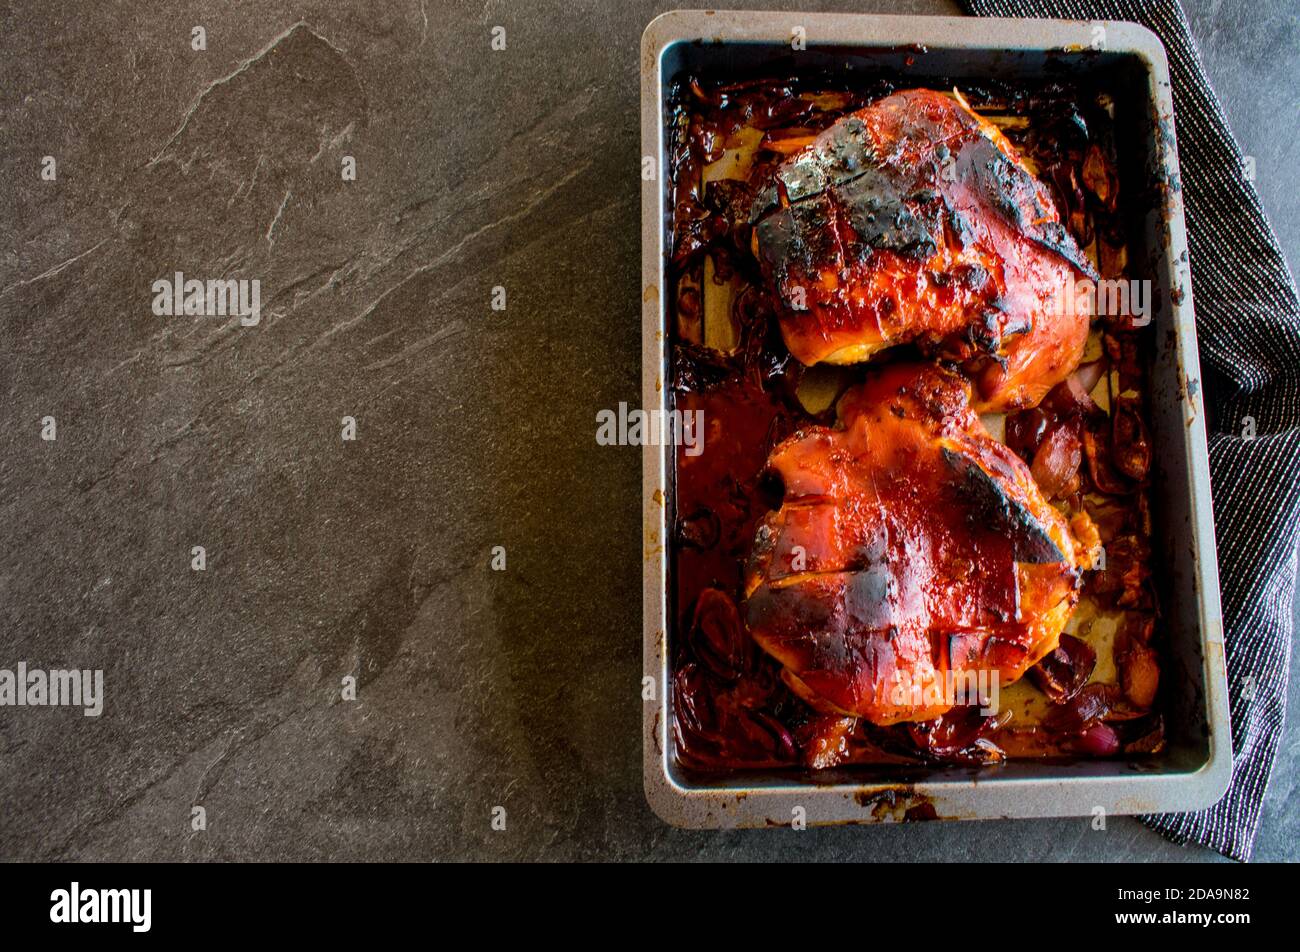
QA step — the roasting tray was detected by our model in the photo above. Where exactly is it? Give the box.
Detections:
[641,9,1231,827]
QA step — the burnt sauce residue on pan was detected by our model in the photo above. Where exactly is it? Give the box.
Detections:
[667,73,1163,773]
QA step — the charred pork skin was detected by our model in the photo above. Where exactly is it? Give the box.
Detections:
[744,362,1089,725]
[751,88,1098,412]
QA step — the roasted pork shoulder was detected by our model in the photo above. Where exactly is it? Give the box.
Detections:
[744,362,1091,725]
[751,88,1098,411]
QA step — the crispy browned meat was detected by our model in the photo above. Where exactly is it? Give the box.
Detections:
[744,363,1087,725]
[751,88,1097,412]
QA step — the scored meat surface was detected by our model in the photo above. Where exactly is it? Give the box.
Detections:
[744,362,1088,725]
[751,88,1097,412]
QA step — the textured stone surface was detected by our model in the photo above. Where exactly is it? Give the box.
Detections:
[0,0,1294,862]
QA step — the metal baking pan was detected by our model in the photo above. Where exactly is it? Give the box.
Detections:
[641,9,1231,827]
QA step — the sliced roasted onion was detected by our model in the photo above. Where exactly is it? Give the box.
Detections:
[1043,682,1111,733]
[690,588,749,681]
[1076,722,1120,756]
[1029,633,1096,702]
[1112,398,1152,482]
[1030,423,1083,499]
[675,506,721,550]
[1071,359,1106,399]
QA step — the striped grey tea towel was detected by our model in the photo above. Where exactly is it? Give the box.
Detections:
[961,0,1300,860]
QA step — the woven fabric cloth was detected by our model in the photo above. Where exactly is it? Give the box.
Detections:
[960,0,1300,860]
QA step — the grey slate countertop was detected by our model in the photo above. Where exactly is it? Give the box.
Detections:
[1,0,1295,862]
